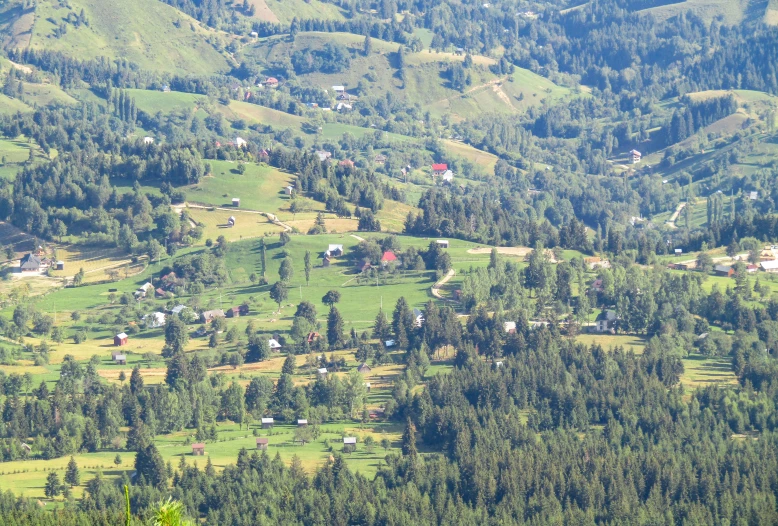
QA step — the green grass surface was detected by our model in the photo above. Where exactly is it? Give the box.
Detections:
[639,0,753,24]
[27,0,230,75]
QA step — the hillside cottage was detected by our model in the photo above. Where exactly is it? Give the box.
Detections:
[714,265,735,277]
[19,254,41,272]
[201,310,225,323]
[357,363,371,374]
[441,170,454,183]
[630,150,642,163]
[432,163,448,176]
[374,154,387,165]
[595,310,617,332]
[325,244,344,257]
[268,339,282,351]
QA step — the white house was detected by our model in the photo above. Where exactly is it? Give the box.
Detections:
[143,137,154,145]
[504,321,517,334]
[332,85,345,94]
[629,150,642,164]
[336,102,352,111]
[595,310,617,332]
[441,170,454,183]
[171,304,187,315]
[761,260,778,273]
[232,198,240,207]
[318,367,328,376]
[435,240,449,248]
[144,312,166,328]
[750,191,759,200]
[235,137,247,148]
[326,244,344,257]
[413,308,424,327]
[384,339,396,348]
[268,339,282,351]
[250,31,258,37]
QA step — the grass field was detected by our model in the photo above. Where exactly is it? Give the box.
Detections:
[260,0,345,24]
[639,0,754,24]
[19,82,78,106]
[186,160,295,213]
[576,333,647,353]
[28,0,230,75]
[187,207,285,242]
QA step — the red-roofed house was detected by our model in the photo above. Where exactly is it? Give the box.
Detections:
[265,77,279,88]
[381,251,398,266]
[432,164,448,176]
[339,159,355,168]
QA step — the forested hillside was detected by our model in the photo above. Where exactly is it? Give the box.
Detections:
[0,0,777,523]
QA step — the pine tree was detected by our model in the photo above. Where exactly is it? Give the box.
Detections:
[304,250,312,286]
[44,471,61,498]
[373,308,389,340]
[401,418,417,457]
[327,306,344,348]
[65,456,80,487]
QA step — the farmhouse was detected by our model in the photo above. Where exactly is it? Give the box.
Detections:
[143,137,154,145]
[504,321,517,334]
[114,333,128,347]
[336,102,352,111]
[325,244,344,257]
[307,332,320,344]
[268,338,282,351]
[315,150,332,162]
[747,264,759,273]
[432,163,448,176]
[226,306,241,318]
[235,137,247,148]
[761,260,778,273]
[630,150,642,164]
[714,265,735,277]
[155,288,166,298]
[441,170,454,183]
[256,437,269,450]
[232,198,240,207]
[144,312,166,328]
[261,417,274,429]
[191,443,205,456]
[201,310,225,323]
[297,419,308,427]
[265,77,279,88]
[55,261,64,270]
[356,259,372,272]
[357,363,371,374]
[343,437,357,452]
[436,240,449,249]
[381,251,398,265]
[113,354,127,365]
[19,254,41,272]
[318,367,328,377]
[374,154,387,164]
[413,308,425,327]
[595,310,617,332]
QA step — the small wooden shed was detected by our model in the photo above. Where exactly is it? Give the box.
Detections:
[114,333,128,347]
[192,443,205,456]
[261,417,274,429]
[256,438,269,450]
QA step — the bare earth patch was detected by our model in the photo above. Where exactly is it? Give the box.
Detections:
[467,246,532,257]
[246,0,280,23]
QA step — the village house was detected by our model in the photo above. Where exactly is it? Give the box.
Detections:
[332,85,345,95]
[297,419,308,427]
[322,255,332,267]
[374,154,387,165]
[19,254,41,272]
[55,261,64,270]
[143,137,154,145]
[435,240,449,249]
[191,443,205,456]
[380,251,398,266]
[591,278,604,293]
[155,287,166,298]
[630,150,642,164]
[315,150,332,162]
[761,260,778,273]
[143,312,166,328]
[201,310,225,323]
[261,417,274,429]
[504,321,517,334]
[714,265,735,277]
[441,170,454,183]
[170,304,187,315]
[114,333,128,347]
[432,163,448,177]
[235,137,247,148]
[356,259,372,273]
[336,102,352,111]
[325,244,344,258]
[226,306,242,318]
[318,367,328,377]
[357,363,371,374]
[265,77,279,88]
[307,332,320,344]
[256,437,269,450]
[413,308,425,327]
[747,264,759,273]
[268,339,282,351]
[595,310,617,333]
[232,198,240,207]
[343,437,357,452]
[113,354,127,365]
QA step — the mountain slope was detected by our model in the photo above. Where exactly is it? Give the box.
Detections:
[11,0,231,75]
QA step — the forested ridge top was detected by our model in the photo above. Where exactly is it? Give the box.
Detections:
[0,0,777,524]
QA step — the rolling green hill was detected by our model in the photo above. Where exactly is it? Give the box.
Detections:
[639,0,764,25]
[11,0,231,75]
[244,32,574,122]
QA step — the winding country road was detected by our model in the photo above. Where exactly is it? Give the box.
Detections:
[431,268,456,300]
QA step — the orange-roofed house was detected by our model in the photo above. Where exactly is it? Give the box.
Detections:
[432,163,448,176]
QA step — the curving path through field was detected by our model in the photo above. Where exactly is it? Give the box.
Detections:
[431,268,456,301]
